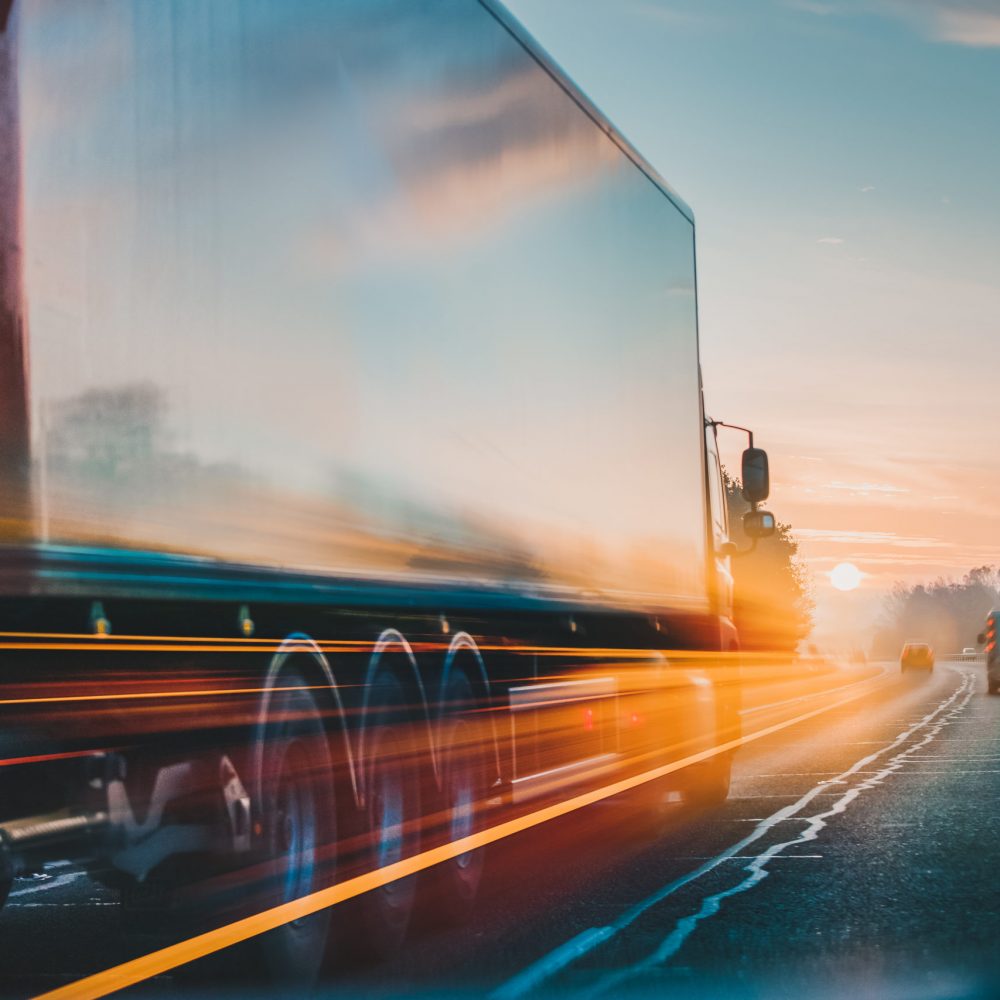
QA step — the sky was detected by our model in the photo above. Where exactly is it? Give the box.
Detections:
[508,0,1000,646]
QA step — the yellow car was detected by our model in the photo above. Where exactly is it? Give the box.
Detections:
[900,642,935,671]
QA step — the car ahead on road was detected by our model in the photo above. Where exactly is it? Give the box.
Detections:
[901,643,935,671]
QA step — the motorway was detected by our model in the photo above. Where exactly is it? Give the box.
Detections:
[2,658,999,999]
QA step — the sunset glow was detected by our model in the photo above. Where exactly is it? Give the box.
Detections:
[830,562,863,592]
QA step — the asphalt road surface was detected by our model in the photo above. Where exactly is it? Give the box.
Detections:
[3,659,999,999]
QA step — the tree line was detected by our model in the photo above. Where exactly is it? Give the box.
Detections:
[871,566,999,658]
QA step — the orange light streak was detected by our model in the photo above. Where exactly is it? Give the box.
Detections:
[0,748,117,768]
[0,684,329,708]
[0,630,757,662]
[34,669,890,1000]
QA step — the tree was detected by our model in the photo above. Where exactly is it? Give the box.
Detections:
[724,471,814,653]
[872,567,999,658]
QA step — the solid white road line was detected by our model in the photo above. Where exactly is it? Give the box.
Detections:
[9,872,85,899]
[586,671,975,998]
[493,669,973,1000]
[739,665,890,717]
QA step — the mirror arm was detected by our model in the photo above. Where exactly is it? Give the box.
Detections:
[706,419,754,449]
[720,538,758,559]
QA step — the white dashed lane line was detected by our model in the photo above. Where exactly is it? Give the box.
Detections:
[582,671,976,999]
[9,872,86,899]
[492,669,974,1000]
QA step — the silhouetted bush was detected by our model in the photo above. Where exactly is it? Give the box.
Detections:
[725,473,814,654]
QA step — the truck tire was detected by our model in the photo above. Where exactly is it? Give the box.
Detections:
[359,670,422,958]
[254,668,338,985]
[423,670,488,923]
[683,751,732,810]
[119,670,339,985]
[2,767,15,909]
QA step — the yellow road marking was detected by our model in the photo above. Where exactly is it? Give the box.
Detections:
[0,684,329,707]
[35,669,890,1000]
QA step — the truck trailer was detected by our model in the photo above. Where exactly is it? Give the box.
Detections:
[0,0,775,985]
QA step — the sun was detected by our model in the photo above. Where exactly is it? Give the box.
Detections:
[830,562,863,591]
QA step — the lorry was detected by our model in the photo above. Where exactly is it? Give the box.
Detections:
[978,613,999,693]
[0,0,775,986]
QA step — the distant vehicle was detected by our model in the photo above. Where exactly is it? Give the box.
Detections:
[900,643,935,671]
[977,612,999,694]
[962,647,976,659]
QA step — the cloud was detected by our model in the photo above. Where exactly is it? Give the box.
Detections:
[817,236,845,244]
[861,185,876,192]
[787,0,1000,47]
[876,1,1000,47]
[825,480,908,494]
[795,528,948,548]
[300,56,621,272]
[909,2,1000,46]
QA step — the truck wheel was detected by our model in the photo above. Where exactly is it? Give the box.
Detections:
[1,843,11,909]
[684,751,732,810]
[360,671,421,958]
[426,671,488,923]
[254,669,337,985]
[123,671,339,984]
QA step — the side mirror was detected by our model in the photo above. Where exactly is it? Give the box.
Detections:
[978,633,987,645]
[742,447,770,504]
[743,509,776,539]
